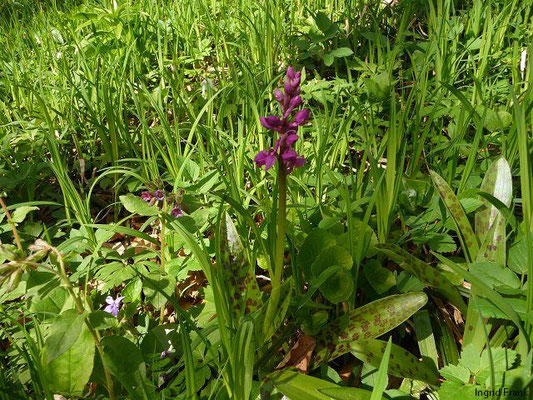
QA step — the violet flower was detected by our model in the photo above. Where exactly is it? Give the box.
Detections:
[170,206,183,217]
[153,189,165,201]
[140,191,153,202]
[104,295,124,317]
[255,66,309,174]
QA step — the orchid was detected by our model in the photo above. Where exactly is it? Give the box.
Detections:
[255,66,309,174]
[104,295,125,317]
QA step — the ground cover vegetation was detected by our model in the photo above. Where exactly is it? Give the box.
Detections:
[0,0,532,399]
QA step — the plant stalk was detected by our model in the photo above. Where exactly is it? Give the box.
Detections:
[263,168,287,338]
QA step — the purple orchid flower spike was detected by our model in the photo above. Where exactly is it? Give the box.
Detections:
[255,66,308,174]
[104,295,125,317]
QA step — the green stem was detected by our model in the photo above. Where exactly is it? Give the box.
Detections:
[263,168,287,338]
[0,197,23,251]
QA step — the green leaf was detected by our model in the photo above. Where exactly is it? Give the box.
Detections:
[322,53,334,66]
[440,364,471,384]
[219,212,262,318]
[319,268,354,304]
[330,47,353,58]
[376,244,467,314]
[297,228,336,278]
[119,194,158,216]
[370,338,392,400]
[429,170,479,260]
[437,381,478,400]
[45,309,85,363]
[88,310,119,330]
[101,336,152,398]
[469,262,521,291]
[123,277,143,302]
[508,239,528,275]
[314,292,427,364]
[268,369,371,400]
[45,323,95,396]
[11,206,39,223]
[475,158,512,265]
[350,339,439,385]
[363,259,396,294]
[311,245,353,277]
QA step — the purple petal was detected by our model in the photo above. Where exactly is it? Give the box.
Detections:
[104,304,118,317]
[140,191,153,202]
[105,296,114,305]
[286,133,299,146]
[291,109,310,127]
[260,116,284,131]
[274,89,284,102]
[153,190,165,201]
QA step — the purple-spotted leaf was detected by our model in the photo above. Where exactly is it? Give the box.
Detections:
[219,213,262,319]
[313,292,427,365]
[376,244,467,314]
[350,339,440,385]
[429,170,479,260]
[475,157,512,265]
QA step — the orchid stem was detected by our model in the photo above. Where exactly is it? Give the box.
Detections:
[263,167,287,339]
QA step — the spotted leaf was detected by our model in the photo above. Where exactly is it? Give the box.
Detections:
[429,170,479,260]
[350,339,440,385]
[219,213,262,319]
[376,243,467,314]
[313,292,427,365]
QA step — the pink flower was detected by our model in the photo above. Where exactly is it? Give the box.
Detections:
[140,191,153,202]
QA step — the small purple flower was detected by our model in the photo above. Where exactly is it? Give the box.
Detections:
[170,206,183,217]
[259,116,284,131]
[254,149,278,171]
[153,190,165,201]
[104,295,124,317]
[281,148,305,173]
[140,191,153,202]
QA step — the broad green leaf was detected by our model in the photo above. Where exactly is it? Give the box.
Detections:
[363,259,396,294]
[314,292,427,364]
[440,364,471,384]
[319,267,353,304]
[311,245,353,277]
[122,277,143,302]
[376,244,467,314]
[508,239,528,274]
[297,228,336,278]
[119,194,158,216]
[219,213,261,318]
[429,170,479,260]
[11,206,39,223]
[350,339,440,385]
[475,158,512,265]
[330,47,354,58]
[45,309,85,363]
[45,323,95,396]
[469,262,521,291]
[88,310,119,330]
[101,336,153,398]
[268,369,371,400]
